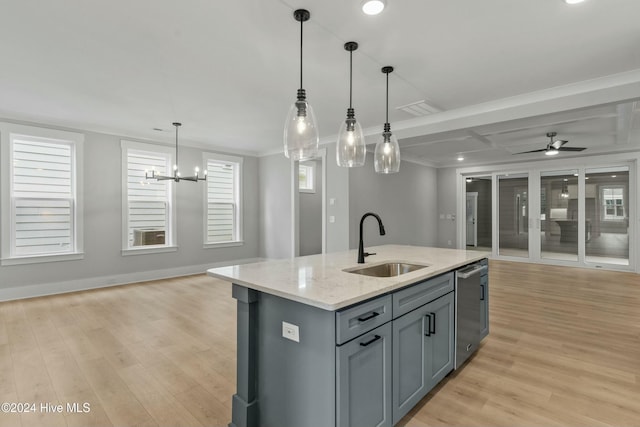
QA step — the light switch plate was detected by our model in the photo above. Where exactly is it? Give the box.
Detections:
[329,198,336,205]
[282,321,300,342]
[329,216,335,223]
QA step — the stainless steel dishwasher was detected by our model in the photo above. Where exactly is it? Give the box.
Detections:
[455,262,487,369]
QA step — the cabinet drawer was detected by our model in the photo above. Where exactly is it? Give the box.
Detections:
[392,273,453,319]
[336,295,392,345]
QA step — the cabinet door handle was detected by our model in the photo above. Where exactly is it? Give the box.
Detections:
[424,314,431,336]
[357,311,379,322]
[480,284,485,301]
[430,312,436,334]
[359,335,381,347]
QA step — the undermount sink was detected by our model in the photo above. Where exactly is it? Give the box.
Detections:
[344,262,429,278]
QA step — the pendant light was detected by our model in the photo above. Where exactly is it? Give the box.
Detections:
[374,66,400,174]
[284,9,319,162]
[145,122,207,182]
[336,41,366,168]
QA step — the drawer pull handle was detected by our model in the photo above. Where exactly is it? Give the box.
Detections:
[480,284,485,301]
[357,311,380,322]
[360,335,381,347]
[424,314,431,336]
[430,312,436,334]
[425,313,436,336]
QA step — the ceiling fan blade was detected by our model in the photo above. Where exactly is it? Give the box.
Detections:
[513,148,547,154]
[557,147,586,152]
[550,139,568,149]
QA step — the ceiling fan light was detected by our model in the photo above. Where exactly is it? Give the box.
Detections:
[545,149,559,156]
[362,0,386,15]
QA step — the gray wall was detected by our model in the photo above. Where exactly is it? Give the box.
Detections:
[299,160,323,256]
[349,155,438,249]
[0,121,260,296]
[436,167,458,248]
[258,153,293,259]
[259,143,349,259]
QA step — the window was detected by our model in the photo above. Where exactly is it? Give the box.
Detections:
[602,187,625,220]
[0,123,84,265]
[121,141,176,255]
[299,162,315,193]
[204,153,243,247]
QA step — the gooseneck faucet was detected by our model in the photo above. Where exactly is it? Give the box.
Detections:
[358,212,386,263]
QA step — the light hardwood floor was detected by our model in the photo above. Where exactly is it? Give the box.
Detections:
[0,261,639,426]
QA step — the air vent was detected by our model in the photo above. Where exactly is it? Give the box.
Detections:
[396,100,440,117]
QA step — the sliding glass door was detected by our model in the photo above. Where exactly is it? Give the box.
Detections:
[497,173,529,258]
[584,167,630,266]
[463,160,634,271]
[539,170,579,262]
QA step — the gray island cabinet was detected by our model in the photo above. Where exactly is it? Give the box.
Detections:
[207,245,489,427]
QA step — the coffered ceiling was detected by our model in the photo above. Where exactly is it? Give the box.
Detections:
[0,0,639,165]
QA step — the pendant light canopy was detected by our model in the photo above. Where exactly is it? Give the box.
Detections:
[284,9,319,162]
[336,41,366,168]
[374,66,400,174]
[145,123,207,182]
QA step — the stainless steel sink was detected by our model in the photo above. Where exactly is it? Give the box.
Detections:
[344,262,429,278]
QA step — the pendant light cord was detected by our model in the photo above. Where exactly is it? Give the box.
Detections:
[349,50,353,109]
[385,71,389,123]
[299,18,303,90]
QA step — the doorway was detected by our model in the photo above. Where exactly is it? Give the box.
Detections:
[291,148,327,257]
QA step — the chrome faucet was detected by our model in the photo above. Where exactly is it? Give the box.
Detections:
[358,212,386,263]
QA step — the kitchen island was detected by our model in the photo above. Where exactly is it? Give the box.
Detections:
[207,245,489,427]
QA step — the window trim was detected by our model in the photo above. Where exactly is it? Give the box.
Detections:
[202,152,244,248]
[0,123,84,265]
[121,140,177,256]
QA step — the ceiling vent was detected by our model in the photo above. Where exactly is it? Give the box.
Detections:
[396,100,440,117]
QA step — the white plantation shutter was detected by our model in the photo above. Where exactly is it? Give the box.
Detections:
[206,160,237,243]
[11,138,75,256]
[127,150,170,247]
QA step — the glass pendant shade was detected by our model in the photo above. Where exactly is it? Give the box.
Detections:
[374,66,400,174]
[337,114,366,167]
[284,91,319,161]
[374,129,400,174]
[284,9,318,162]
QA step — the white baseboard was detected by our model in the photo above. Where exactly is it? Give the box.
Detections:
[0,257,264,302]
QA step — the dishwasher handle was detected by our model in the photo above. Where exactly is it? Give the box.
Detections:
[457,264,487,279]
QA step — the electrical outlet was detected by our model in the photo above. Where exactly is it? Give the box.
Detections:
[282,321,300,342]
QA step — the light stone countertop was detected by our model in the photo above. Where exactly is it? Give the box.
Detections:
[207,244,489,311]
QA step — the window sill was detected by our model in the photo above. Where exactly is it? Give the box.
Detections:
[203,241,244,249]
[121,246,178,256]
[1,252,84,266]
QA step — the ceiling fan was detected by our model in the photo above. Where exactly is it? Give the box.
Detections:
[514,132,586,156]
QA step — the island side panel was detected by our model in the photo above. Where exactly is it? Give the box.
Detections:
[231,284,259,427]
[258,292,336,427]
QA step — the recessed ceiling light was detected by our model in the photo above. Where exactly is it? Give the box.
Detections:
[457,156,464,161]
[362,0,386,15]
[564,0,585,4]
[611,175,617,178]
[466,178,472,183]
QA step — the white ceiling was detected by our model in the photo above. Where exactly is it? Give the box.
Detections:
[1,0,640,165]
